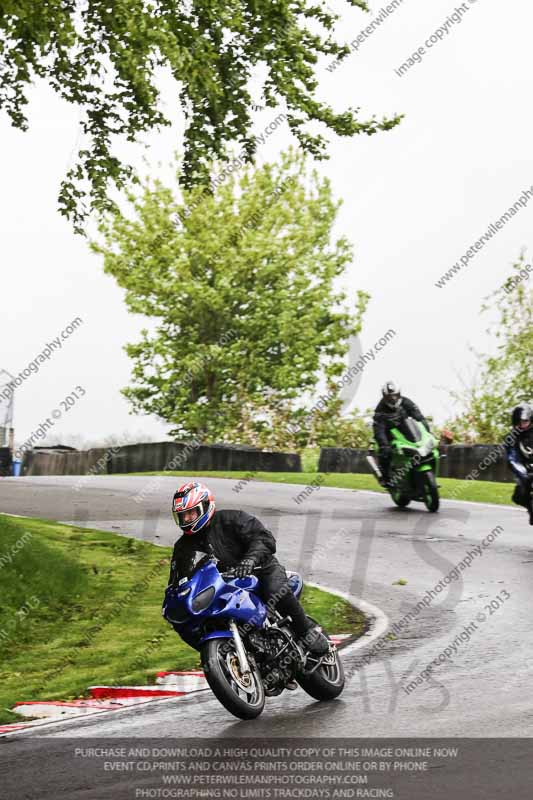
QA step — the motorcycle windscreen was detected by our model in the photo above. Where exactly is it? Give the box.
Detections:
[397,417,422,443]
[186,553,213,578]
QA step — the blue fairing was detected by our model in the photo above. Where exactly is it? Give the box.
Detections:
[162,561,268,646]
[201,631,234,642]
[287,571,303,600]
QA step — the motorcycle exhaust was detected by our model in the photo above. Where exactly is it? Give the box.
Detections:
[366,454,383,481]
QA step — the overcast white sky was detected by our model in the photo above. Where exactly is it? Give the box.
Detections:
[1,0,532,449]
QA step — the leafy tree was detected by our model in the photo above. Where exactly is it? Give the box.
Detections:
[0,1,401,231]
[445,254,533,442]
[311,401,373,449]
[92,150,367,445]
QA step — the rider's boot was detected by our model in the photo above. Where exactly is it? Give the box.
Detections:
[276,586,330,655]
[379,474,393,489]
[301,624,330,656]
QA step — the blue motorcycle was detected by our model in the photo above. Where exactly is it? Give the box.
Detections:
[162,557,345,719]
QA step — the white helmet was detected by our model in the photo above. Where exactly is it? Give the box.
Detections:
[382,381,401,409]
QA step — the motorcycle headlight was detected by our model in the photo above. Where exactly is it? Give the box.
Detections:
[192,586,215,612]
[165,605,190,624]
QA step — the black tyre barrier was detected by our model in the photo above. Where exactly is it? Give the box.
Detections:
[318,444,513,483]
[22,442,301,476]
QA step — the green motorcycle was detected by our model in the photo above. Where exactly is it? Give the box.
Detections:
[367,417,440,512]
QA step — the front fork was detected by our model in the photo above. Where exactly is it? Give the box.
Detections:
[229,620,252,677]
[366,454,383,482]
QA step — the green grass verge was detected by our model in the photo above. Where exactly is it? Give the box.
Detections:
[0,514,364,726]
[128,471,515,506]
[300,447,320,473]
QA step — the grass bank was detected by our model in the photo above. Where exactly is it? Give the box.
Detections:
[0,514,364,726]
[130,471,515,506]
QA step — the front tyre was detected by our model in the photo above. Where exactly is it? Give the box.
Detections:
[201,638,265,720]
[421,471,439,512]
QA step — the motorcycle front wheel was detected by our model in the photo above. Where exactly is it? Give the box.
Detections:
[421,470,439,512]
[201,638,265,719]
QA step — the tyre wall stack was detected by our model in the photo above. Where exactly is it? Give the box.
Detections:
[318,445,512,482]
[22,442,301,476]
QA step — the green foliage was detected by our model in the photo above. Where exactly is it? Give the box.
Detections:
[300,586,366,636]
[300,447,320,472]
[310,402,373,448]
[92,150,367,447]
[0,1,401,231]
[445,253,533,442]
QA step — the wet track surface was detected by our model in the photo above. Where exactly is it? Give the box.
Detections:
[0,474,532,740]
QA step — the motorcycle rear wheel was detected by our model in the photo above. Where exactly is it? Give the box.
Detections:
[391,488,410,507]
[201,638,265,719]
[296,618,345,701]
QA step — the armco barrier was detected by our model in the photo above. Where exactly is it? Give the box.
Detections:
[22,442,301,476]
[318,444,513,483]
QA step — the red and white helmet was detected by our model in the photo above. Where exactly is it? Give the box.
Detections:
[172,481,215,534]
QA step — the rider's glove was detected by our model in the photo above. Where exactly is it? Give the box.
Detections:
[235,558,256,579]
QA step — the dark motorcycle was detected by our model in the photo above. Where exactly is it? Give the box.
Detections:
[517,437,533,524]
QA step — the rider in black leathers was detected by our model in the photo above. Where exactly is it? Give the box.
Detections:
[168,481,329,654]
[506,403,533,525]
[373,381,430,486]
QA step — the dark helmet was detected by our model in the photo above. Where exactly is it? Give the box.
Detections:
[512,403,533,431]
[382,381,402,410]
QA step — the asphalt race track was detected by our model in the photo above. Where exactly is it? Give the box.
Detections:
[0,474,531,740]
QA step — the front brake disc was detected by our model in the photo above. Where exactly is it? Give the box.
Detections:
[227,654,255,693]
